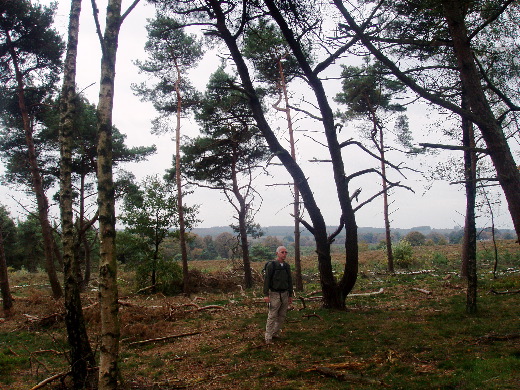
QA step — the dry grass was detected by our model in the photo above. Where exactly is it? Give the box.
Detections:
[1,241,519,389]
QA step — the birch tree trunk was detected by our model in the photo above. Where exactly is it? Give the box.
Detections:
[60,0,97,387]
[95,0,124,387]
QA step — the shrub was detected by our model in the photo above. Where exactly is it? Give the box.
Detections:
[135,258,183,295]
[404,231,426,246]
[393,239,414,268]
[250,244,272,262]
[432,252,449,268]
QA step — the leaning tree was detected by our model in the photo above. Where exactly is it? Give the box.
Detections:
[149,0,393,308]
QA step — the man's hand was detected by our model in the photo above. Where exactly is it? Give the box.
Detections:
[264,296,270,303]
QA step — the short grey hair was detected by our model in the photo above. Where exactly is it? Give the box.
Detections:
[276,246,287,253]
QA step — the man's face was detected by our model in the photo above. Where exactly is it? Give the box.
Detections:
[277,248,288,261]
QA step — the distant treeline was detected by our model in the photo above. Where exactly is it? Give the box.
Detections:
[191,225,516,244]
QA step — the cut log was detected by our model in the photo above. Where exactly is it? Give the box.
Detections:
[412,288,432,295]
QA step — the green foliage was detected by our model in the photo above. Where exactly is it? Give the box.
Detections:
[133,12,204,122]
[393,239,414,268]
[121,174,199,288]
[432,252,449,268]
[11,214,43,271]
[249,244,272,262]
[242,19,303,89]
[404,230,426,246]
[335,61,406,119]
[0,0,64,95]
[135,257,183,295]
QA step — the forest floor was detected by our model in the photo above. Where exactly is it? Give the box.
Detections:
[1,240,519,389]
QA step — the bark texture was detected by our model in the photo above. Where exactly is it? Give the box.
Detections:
[60,0,97,387]
[96,0,124,387]
[0,225,13,315]
[442,1,520,243]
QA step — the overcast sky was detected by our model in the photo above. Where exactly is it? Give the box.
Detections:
[2,0,516,231]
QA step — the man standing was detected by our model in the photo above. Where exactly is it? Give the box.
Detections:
[263,246,293,344]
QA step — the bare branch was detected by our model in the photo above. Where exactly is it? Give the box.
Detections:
[420,143,488,154]
[121,0,141,22]
[340,140,406,176]
[90,0,105,56]
[468,0,516,40]
[290,213,315,236]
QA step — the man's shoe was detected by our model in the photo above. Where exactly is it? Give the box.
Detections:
[265,338,272,344]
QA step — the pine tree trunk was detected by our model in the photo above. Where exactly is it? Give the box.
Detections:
[0,225,13,315]
[60,0,96,387]
[238,207,253,288]
[5,30,62,299]
[378,125,394,273]
[211,0,357,308]
[231,159,253,288]
[173,59,190,294]
[461,89,478,314]
[96,0,123,388]
[443,1,520,243]
[277,60,303,291]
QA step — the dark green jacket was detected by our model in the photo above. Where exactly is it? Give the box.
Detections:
[263,260,293,297]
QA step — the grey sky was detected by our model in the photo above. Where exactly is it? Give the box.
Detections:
[1,0,515,232]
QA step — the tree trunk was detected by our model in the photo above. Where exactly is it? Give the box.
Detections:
[59,0,97,387]
[5,30,62,299]
[96,0,124,387]
[264,0,359,306]
[335,0,520,242]
[372,109,394,273]
[442,1,520,243]
[173,59,190,295]
[230,153,253,288]
[210,0,357,308]
[379,127,394,273]
[81,233,92,289]
[0,225,13,316]
[460,88,478,314]
[237,206,253,288]
[277,60,303,291]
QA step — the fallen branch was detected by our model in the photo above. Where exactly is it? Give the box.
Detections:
[127,331,201,347]
[350,288,384,296]
[301,296,323,301]
[135,284,161,294]
[490,289,520,295]
[29,372,69,390]
[179,303,226,311]
[411,288,432,295]
[197,305,226,311]
[23,313,63,327]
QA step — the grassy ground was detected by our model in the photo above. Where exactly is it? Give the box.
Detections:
[1,241,519,389]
